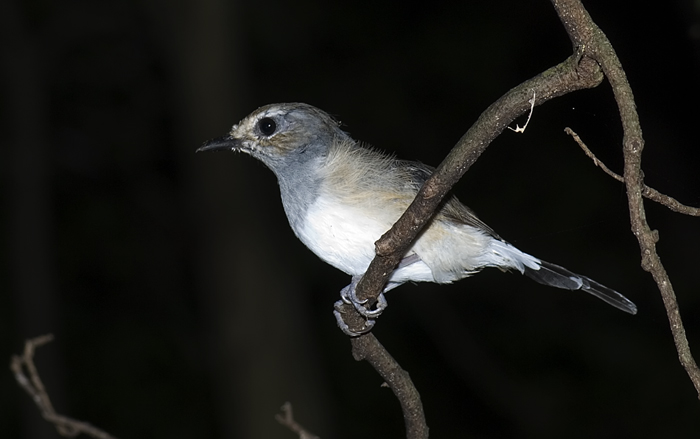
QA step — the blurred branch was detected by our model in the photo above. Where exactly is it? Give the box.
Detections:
[10,335,120,439]
[551,0,700,399]
[275,402,320,439]
[565,127,700,216]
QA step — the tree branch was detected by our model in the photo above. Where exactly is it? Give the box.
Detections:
[339,2,700,438]
[350,334,429,439]
[337,50,605,335]
[335,41,610,439]
[334,7,614,439]
[551,0,700,399]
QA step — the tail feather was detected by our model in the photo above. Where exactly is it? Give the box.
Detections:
[524,260,637,315]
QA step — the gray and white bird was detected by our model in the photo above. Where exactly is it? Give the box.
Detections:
[198,103,637,335]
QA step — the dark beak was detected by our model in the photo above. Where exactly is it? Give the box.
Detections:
[196,136,242,153]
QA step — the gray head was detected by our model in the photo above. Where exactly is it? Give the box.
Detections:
[197,103,351,174]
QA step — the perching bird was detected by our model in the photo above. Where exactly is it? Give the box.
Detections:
[198,103,637,335]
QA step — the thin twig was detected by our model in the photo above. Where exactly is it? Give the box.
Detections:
[10,335,120,439]
[565,127,700,216]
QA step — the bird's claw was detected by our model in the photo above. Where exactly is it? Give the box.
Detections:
[339,280,388,318]
[333,300,375,336]
[334,277,389,336]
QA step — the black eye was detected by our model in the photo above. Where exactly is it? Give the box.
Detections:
[258,117,277,136]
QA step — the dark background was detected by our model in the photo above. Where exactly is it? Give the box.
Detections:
[2,0,699,438]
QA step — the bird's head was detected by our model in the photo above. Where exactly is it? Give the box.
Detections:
[197,103,349,172]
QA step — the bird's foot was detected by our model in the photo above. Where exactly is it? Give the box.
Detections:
[333,300,374,337]
[333,276,389,336]
[339,276,388,318]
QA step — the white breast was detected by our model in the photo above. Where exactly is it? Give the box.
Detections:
[296,193,438,286]
[298,195,385,276]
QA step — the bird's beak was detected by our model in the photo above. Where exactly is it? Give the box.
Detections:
[196,136,242,153]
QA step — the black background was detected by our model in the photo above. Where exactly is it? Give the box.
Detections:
[3,0,699,438]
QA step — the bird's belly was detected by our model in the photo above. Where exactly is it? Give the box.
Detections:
[297,198,387,276]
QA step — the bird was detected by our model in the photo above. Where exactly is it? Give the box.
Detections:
[197,102,637,335]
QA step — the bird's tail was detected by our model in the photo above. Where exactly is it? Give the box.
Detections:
[524,260,637,315]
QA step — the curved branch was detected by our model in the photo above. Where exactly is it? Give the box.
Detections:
[337,51,605,334]
[344,3,700,438]
[337,49,609,439]
[336,8,617,439]
[551,0,700,397]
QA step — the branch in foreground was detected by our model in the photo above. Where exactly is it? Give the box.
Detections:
[551,0,700,398]
[335,12,613,439]
[10,335,120,439]
[565,127,700,216]
[337,49,605,336]
[336,32,610,439]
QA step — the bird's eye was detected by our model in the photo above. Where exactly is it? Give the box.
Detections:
[258,117,277,136]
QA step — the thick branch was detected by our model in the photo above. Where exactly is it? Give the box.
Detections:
[337,51,605,335]
[551,0,700,397]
